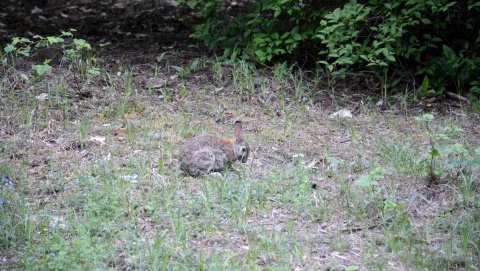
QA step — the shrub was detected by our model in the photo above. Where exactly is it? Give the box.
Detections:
[186,0,480,98]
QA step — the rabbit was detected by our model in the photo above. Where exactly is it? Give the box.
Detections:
[179,121,250,176]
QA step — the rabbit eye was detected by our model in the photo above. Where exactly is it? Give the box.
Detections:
[241,146,247,152]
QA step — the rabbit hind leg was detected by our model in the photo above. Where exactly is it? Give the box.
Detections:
[188,149,216,176]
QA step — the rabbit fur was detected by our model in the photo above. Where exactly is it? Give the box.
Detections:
[179,121,250,176]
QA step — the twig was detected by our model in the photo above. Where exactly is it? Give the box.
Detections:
[446,91,471,105]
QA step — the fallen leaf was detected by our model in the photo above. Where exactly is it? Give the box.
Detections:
[329,109,353,119]
[90,136,106,144]
[114,127,127,136]
[306,158,317,169]
[36,93,49,101]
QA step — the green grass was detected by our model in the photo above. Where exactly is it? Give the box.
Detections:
[1,36,480,271]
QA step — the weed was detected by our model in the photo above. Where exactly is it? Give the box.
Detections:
[415,113,480,183]
[79,114,90,148]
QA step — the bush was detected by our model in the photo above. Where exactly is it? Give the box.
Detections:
[186,0,480,99]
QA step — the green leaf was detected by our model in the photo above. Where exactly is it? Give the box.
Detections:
[428,149,440,156]
[415,113,434,122]
[47,36,63,44]
[326,157,344,165]
[469,2,480,9]
[384,199,404,212]
[452,143,468,156]
[189,58,199,70]
[255,50,267,59]
[32,64,52,76]
[205,1,213,8]
[20,73,30,83]
[380,25,390,34]
[442,45,456,61]
[74,39,91,50]
[4,44,15,53]
[187,0,197,8]
[255,37,266,45]
[99,42,112,48]
[420,18,431,24]
[420,76,429,91]
[61,30,74,37]
[291,26,299,34]
[144,205,155,211]
[292,33,302,41]
[156,52,166,63]
[171,66,185,73]
[370,167,385,179]
[274,9,281,17]
[440,1,457,12]
[87,67,100,75]
[355,175,376,187]
[385,54,396,62]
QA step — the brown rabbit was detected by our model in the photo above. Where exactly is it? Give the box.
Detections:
[179,121,250,176]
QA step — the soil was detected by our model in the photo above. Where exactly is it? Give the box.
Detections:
[1,0,206,65]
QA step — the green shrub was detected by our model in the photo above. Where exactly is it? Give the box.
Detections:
[188,0,333,61]
[187,0,480,98]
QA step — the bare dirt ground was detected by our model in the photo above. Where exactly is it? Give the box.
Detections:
[1,1,480,270]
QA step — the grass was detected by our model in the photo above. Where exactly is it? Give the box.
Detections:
[1,36,480,271]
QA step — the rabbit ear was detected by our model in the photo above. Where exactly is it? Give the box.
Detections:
[234,121,243,139]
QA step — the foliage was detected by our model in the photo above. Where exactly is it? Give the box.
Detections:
[355,167,384,187]
[186,0,330,61]
[186,0,480,98]
[415,114,480,183]
[3,29,99,81]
